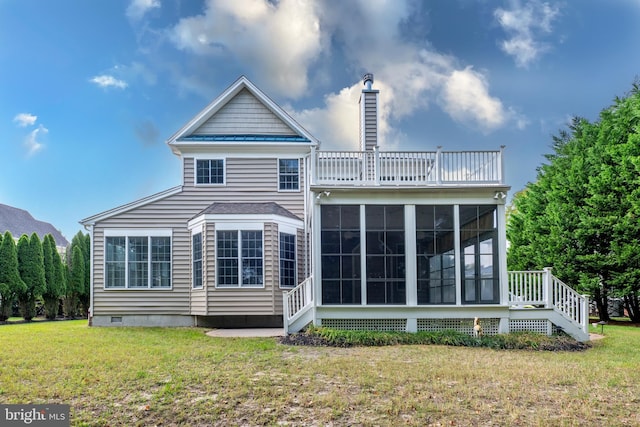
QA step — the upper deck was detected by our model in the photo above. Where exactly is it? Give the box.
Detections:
[310,146,505,188]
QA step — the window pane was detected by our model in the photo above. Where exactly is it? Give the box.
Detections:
[279,159,299,190]
[279,233,296,288]
[365,205,405,305]
[151,236,171,288]
[417,205,455,305]
[128,237,148,288]
[196,159,224,184]
[105,237,126,288]
[320,205,362,304]
[241,231,263,286]
[192,233,202,288]
[217,231,238,286]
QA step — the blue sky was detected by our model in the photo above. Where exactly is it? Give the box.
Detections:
[1,0,640,242]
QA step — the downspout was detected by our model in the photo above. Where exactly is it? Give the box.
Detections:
[83,223,95,326]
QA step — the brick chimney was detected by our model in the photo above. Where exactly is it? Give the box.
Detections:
[359,73,379,151]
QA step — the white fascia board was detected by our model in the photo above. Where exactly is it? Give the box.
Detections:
[80,186,182,226]
[172,142,316,158]
[187,213,303,230]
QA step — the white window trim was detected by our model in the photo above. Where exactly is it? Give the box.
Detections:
[215,223,265,289]
[278,231,297,289]
[277,158,300,193]
[192,230,204,290]
[103,229,172,290]
[194,157,226,186]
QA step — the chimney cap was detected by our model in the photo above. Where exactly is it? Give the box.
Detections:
[363,73,374,87]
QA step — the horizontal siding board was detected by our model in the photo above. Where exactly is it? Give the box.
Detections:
[193,89,296,136]
[93,156,306,319]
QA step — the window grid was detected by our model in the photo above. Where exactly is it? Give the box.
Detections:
[416,205,456,304]
[196,159,224,184]
[216,230,263,287]
[279,159,299,191]
[192,233,203,289]
[279,233,296,288]
[105,235,171,289]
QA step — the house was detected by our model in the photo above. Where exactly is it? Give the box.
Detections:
[80,74,589,341]
[0,203,69,253]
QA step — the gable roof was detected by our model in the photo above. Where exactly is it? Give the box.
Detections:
[167,76,318,154]
[0,203,69,247]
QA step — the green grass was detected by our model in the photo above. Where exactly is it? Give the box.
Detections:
[1,321,640,426]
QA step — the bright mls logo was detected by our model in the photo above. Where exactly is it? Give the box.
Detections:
[1,405,69,426]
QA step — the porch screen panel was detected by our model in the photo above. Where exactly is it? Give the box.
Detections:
[459,205,499,304]
[416,205,455,304]
[321,205,361,304]
[365,205,406,305]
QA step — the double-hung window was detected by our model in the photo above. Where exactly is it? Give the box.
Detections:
[278,159,299,191]
[279,232,296,288]
[192,232,203,289]
[105,232,171,289]
[216,229,264,287]
[196,159,224,185]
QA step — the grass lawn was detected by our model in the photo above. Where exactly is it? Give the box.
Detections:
[1,321,639,426]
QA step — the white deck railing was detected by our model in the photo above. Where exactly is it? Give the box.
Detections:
[312,147,504,186]
[282,276,313,333]
[509,268,589,334]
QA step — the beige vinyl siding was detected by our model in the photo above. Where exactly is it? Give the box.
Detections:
[193,88,296,136]
[93,155,307,317]
[360,91,378,151]
[183,157,305,218]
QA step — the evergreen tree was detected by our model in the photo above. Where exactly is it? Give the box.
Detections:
[0,231,26,321]
[64,245,85,318]
[508,84,640,321]
[42,234,65,319]
[17,233,46,321]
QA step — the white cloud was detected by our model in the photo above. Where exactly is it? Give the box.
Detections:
[167,0,513,149]
[90,75,128,89]
[127,0,160,21]
[25,125,47,157]
[170,0,323,98]
[13,113,37,127]
[494,1,561,67]
[440,67,506,132]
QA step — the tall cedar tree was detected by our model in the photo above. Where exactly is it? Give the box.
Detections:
[0,231,26,320]
[65,245,85,318]
[67,232,90,317]
[42,234,65,319]
[17,233,46,320]
[507,84,640,321]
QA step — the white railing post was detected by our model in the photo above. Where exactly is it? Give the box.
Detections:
[374,146,380,185]
[499,145,505,185]
[543,267,553,308]
[581,294,589,334]
[310,146,317,186]
[435,146,442,184]
[282,291,290,334]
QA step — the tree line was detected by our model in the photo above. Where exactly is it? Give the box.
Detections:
[507,82,640,322]
[0,230,90,321]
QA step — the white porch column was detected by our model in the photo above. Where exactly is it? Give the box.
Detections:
[405,205,417,306]
[454,205,462,306]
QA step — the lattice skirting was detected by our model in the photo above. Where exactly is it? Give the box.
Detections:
[509,319,559,335]
[319,318,500,335]
[417,318,499,335]
[321,318,406,331]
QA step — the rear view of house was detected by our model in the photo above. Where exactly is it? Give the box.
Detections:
[81,74,589,341]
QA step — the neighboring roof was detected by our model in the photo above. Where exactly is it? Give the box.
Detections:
[80,186,183,226]
[167,75,319,154]
[193,202,302,222]
[0,203,69,247]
